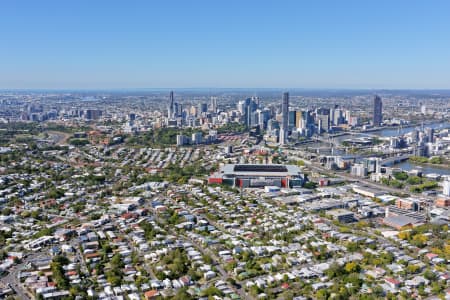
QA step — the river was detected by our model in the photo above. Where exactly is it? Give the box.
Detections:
[370,121,450,137]
[297,121,450,159]
[330,121,450,143]
[391,161,450,176]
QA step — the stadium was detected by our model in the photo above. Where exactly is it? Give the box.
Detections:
[208,164,305,188]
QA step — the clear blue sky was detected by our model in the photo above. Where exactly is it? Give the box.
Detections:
[1,0,450,89]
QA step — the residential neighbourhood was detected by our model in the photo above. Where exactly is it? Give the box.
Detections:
[0,103,449,300]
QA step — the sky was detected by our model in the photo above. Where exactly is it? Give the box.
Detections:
[1,0,450,89]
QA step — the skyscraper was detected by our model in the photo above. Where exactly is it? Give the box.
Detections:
[317,113,330,133]
[168,91,175,118]
[425,128,435,143]
[373,95,383,126]
[316,108,330,134]
[239,97,259,128]
[210,97,218,113]
[280,92,289,144]
[288,110,296,130]
[198,102,208,114]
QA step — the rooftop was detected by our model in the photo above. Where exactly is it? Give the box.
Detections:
[233,164,288,173]
[220,164,302,177]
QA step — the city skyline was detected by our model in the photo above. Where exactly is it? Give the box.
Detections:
[1,1,450,295]
[2,1,450,89]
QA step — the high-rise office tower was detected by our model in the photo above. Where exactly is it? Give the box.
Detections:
[239,97,259,128]
[332,109,344,126]
[296,110,313,129]
[280,92,289,144]
[190,105,198,117]
[288,110,296,130]
[317,113,330,133]
[373,95,383,126]
[210,97,218,113]
[168,91,175,118]
[257,109,270,130]
[410,129,419,143]
[173,103,179,117]
[316,108,330,134]
[425,128,435,143]
[198,103,208,114]
[85,109,102,120]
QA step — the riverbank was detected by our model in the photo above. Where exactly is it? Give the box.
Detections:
[392,160,450,176]
[406,159,450,170]
[362,119,450,133]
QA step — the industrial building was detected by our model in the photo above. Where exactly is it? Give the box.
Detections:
[352,185,385,198]
[383,206,427,229]
[208,164,305,188]
[326,209,355,223]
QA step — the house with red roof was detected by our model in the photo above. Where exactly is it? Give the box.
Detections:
[384,277,401,289]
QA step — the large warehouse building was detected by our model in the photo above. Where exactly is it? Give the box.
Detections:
[208,164,305,188]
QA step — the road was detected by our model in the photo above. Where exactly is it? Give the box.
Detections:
[0,251,51,300]
[152,209,252,300]
[47,131,71,145]
[305,161,411,195]
[0,238,89,300]
[182,234,251,300]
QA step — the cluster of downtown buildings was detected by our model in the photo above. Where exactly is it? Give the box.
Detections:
[232,92,384,145]
[164,90,385,147]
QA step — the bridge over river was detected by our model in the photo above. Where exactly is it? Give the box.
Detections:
[380,154,412,166]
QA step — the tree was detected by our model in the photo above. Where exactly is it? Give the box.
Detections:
[69,285,86,298]
[344,261,360,273]
[200,286,223,297]
[393,172,408,181]
[106,270,122,286]
[249,285,261,297]
[423,268,437,281]
[407,176,422,185]
[33,227,54,238]
[172,287,194,300]
[316,289,330,300]
[398,231,410,240]
[69,138,90,146]
[406,264,420,274]
[110,253,124,269]
[303,182,317,189]
[345,272,362,288]
[346,242,359,252]
[326,262,344,278]
[53,255,70,265]
[30,210,42,219]
[101,241,112,254]
[51,259,69,290]
[429,156,443,164]
[1,207,12,216]
[411,233,428,247]
[431,281,444,294]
